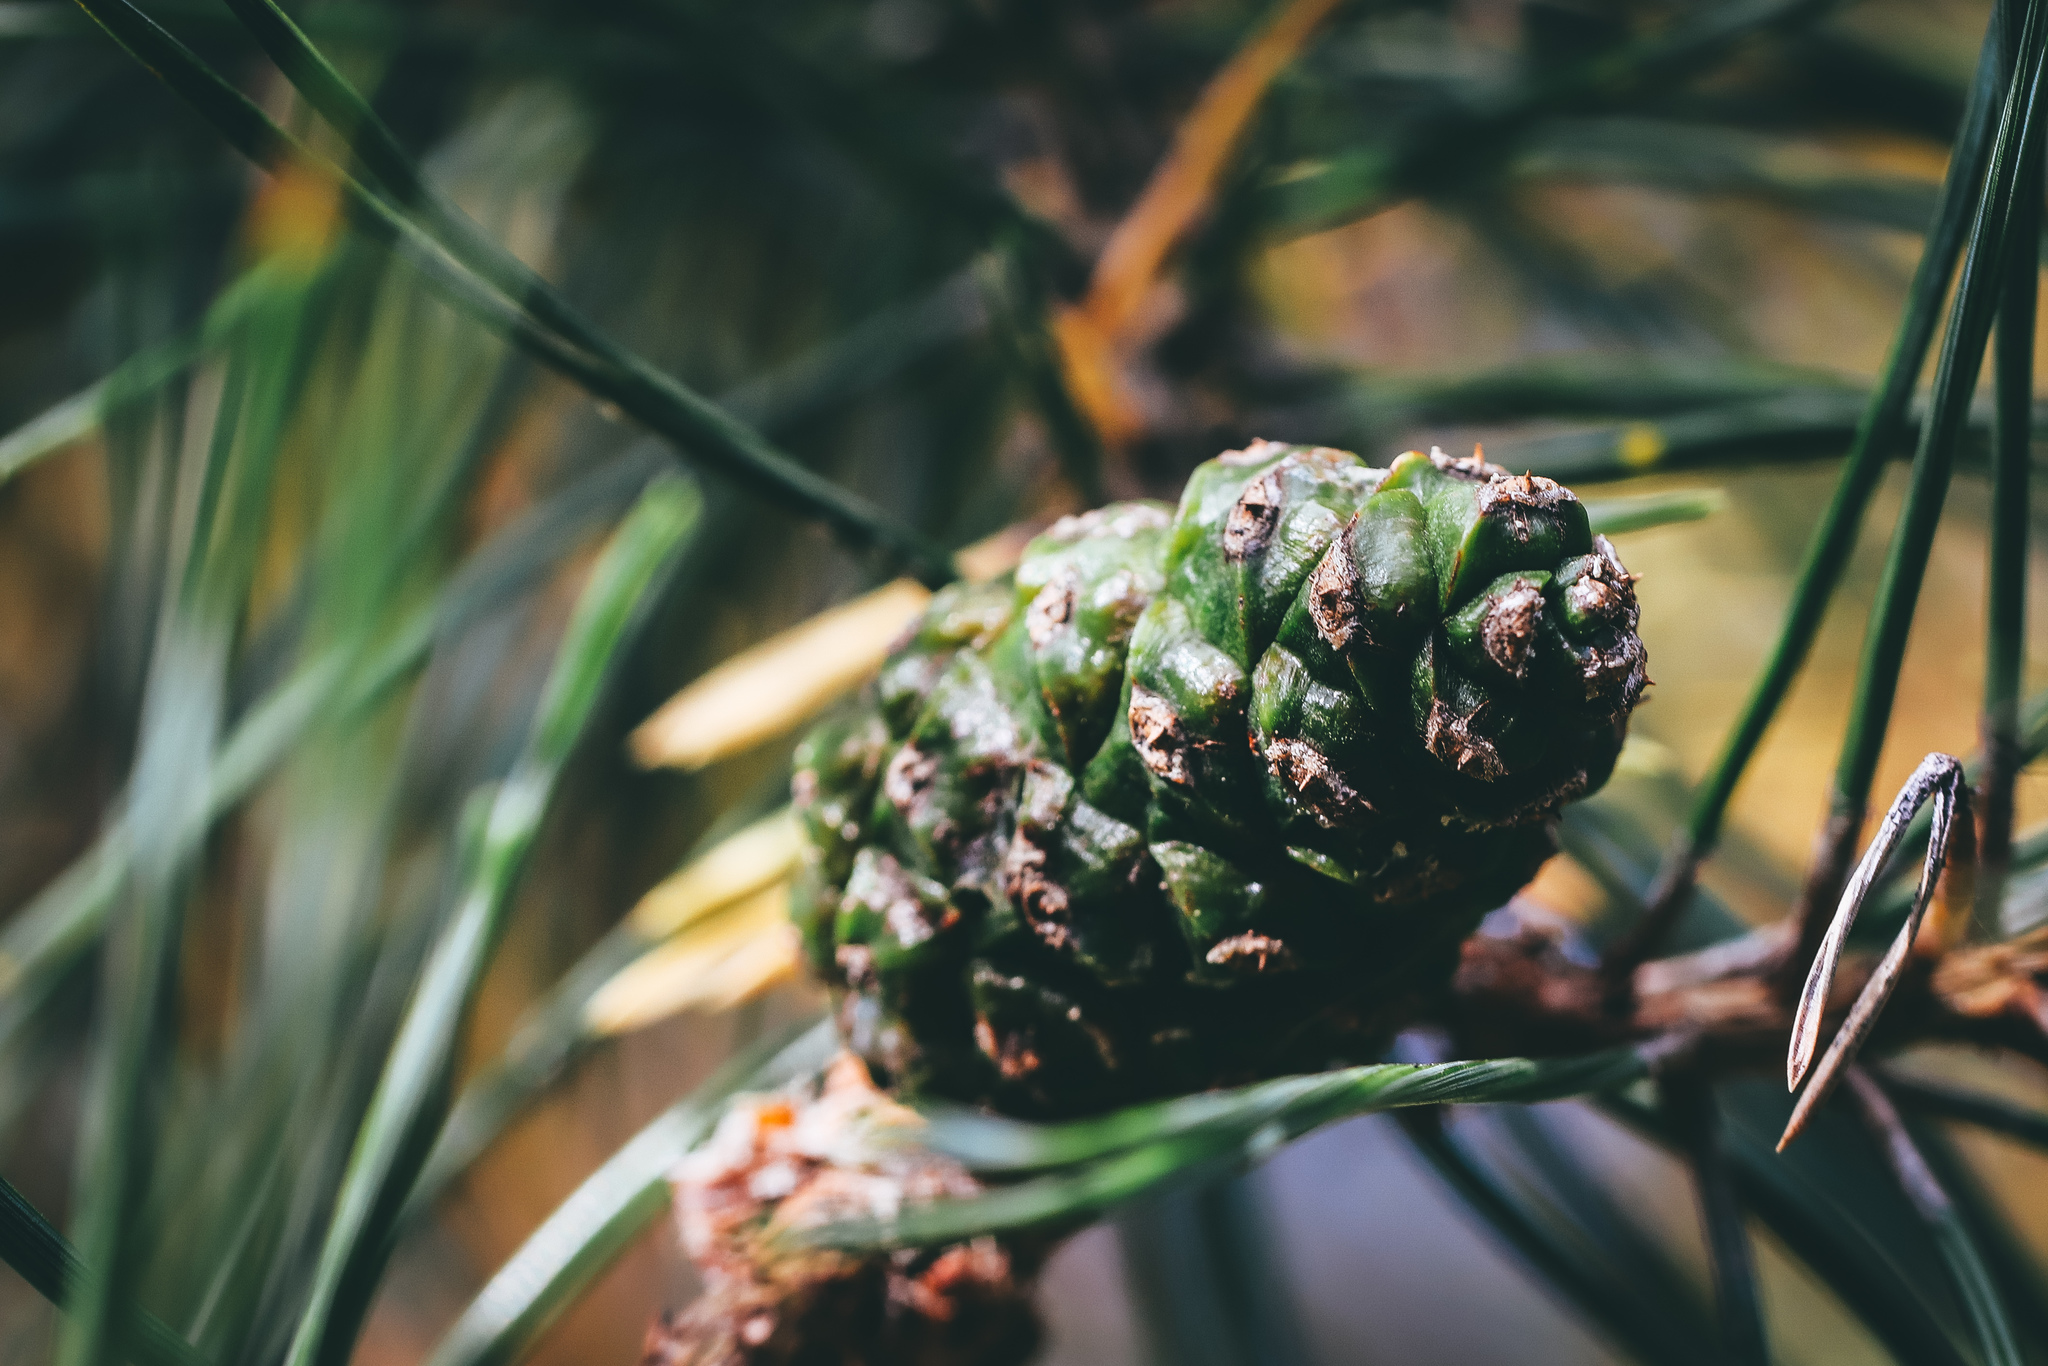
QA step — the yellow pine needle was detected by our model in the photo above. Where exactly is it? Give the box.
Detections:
[629,525,1033,770]
[1085,0,1349,337]
[247,162,344,267]
[1056,0,1352,444]
[626,809,802,940]
[585,882,798,1036]
[629,578,932,770]
[1050,307,1143,448]
[1922,784,1977,955]
[954,520,1039,583]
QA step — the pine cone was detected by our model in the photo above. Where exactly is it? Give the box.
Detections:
[644,1055,1042,1366]
[793,442,1648,1115]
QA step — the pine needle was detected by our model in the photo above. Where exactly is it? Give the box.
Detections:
[1055,0,1352,444]
[586,884,799,1036]
[629,522,1033,770]
[625,810,801,939]
[628,577,932,770]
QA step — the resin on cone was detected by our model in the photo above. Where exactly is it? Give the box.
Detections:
[793,442,1648,1115]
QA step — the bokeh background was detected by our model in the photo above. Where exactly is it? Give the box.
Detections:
[1,0,2045,1362]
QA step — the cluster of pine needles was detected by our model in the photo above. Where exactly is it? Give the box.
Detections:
[4,0,2048,1364]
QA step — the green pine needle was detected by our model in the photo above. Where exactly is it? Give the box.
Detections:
[280,477,698,1366]
[795,1046,1655,1248]
[423,1019,836,1366]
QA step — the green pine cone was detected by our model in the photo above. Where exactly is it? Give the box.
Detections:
[792,442,1647,1116]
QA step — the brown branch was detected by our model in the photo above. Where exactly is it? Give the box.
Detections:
[1597,834,1703,1000]
[1843,1067,1955,1218]
[1446,912,2048,1080]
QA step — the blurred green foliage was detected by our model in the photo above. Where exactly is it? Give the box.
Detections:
[2,0,2048,1364]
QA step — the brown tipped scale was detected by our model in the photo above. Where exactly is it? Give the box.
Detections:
[645,1054,1042,1365]
[792,442,1649,1116]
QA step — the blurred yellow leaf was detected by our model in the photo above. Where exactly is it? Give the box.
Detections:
[1084,0,1350,340]
[1057,0,1352,447]
[629,578,932,770]
[249,166,342,265]
[1051,306,1145,449]
[626,809,802,940]
[629,526,1034,770]
[954,520,1039,583]
[585,882,798,1036]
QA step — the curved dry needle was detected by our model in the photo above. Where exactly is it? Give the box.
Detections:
[1780,753,1963,1150]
